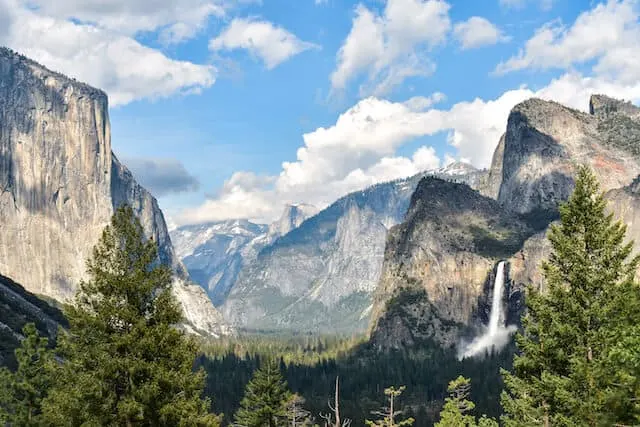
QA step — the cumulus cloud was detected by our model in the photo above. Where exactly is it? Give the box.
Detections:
[496,0,640,83]
[17,0,256,44]
[209,18,319,69]
[0,0,216,106]
[453,17,510,50]
[123,157,200,197]
[330,0,451,96]
[176,66,640,226]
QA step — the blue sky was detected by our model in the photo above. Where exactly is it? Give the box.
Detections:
[2,0,640,225]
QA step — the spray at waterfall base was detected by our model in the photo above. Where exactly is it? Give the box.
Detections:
[458,261,517,360]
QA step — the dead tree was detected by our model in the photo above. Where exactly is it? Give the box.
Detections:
[319,376,352,427]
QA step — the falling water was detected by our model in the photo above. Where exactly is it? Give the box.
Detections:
[460,261,515,359]
[487,261,505,336]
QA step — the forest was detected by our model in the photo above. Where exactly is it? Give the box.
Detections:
[1,166,640,426]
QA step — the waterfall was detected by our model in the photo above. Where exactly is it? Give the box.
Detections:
[460,261,515,359]
[487,261,505,336]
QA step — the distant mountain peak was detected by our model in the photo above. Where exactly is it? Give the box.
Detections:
[436,161,479,176]
[268,203,318,238]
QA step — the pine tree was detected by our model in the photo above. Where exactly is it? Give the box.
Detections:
[0,323,54,426]
[501,165,640,426]
[435,377,498,427]
[365,386,415,427]
[42,205,220,426]
[234,358,292,427]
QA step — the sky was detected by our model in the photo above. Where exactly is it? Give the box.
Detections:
[2,0,640,226]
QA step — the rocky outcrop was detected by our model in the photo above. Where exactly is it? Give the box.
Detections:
[267,204,318,239]
[498,97,640,217]
[0,48,227,337]
[478,134,505,200]
[605,176,640,263]
[0,273,66,368]
[221,164,484,333]
[369,178,535,349]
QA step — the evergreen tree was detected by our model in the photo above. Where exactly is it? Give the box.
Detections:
[0,323,53,426]
[501,166,640,426]
[435,377,497,427]
[42,205,220,426]
[365,386,414,427]
[234,358,292,427]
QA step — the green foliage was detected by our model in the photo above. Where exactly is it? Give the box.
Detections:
[0,323,54,426]
[365,386,414,427]
[435,377,498,427]
[502,166,640,426]
[41,205,219,426]
[234,358,292,427]
[200,337,512,427]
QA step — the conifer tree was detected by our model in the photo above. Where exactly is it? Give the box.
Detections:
[42,205,220,426]
[0,323,53,426]
[435,377,497,427]
[501,165,640,426]
[365,386,414,427]
[234,358,292,427]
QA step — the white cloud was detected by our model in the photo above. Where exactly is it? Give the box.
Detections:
[176,65,640,226]
[454,17,510,50]
[17,0,257,44]
[315,0,328,4]
[0,0,216,106]
[496,0,640,83]
[499,0,555,10]
[209,18,319,69]
[330,0,451,96]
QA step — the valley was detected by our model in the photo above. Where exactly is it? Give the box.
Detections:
[3,1,640,422]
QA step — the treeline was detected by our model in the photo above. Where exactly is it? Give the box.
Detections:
[199,337,512,425]
[2,166,640,426]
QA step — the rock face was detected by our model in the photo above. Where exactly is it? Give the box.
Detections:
[0,273,66,368]
[267,204,318,240]
[0,48,227,337]
[605,176,640,261]
[370,94,640,350]
[498,97,640,218]
[221,164,485,333]
[369,178,535,349]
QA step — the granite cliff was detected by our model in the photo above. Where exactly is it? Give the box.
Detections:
[0,48,228,337]
[370,94,640,351]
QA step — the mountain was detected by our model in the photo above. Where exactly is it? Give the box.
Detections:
[0,274,66,369]
[171,220,269,306]
[369,94,640,351]
[221,163,485,333]
[0,47,228,337]
[170,204,318,306]
[267,203,318,239]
